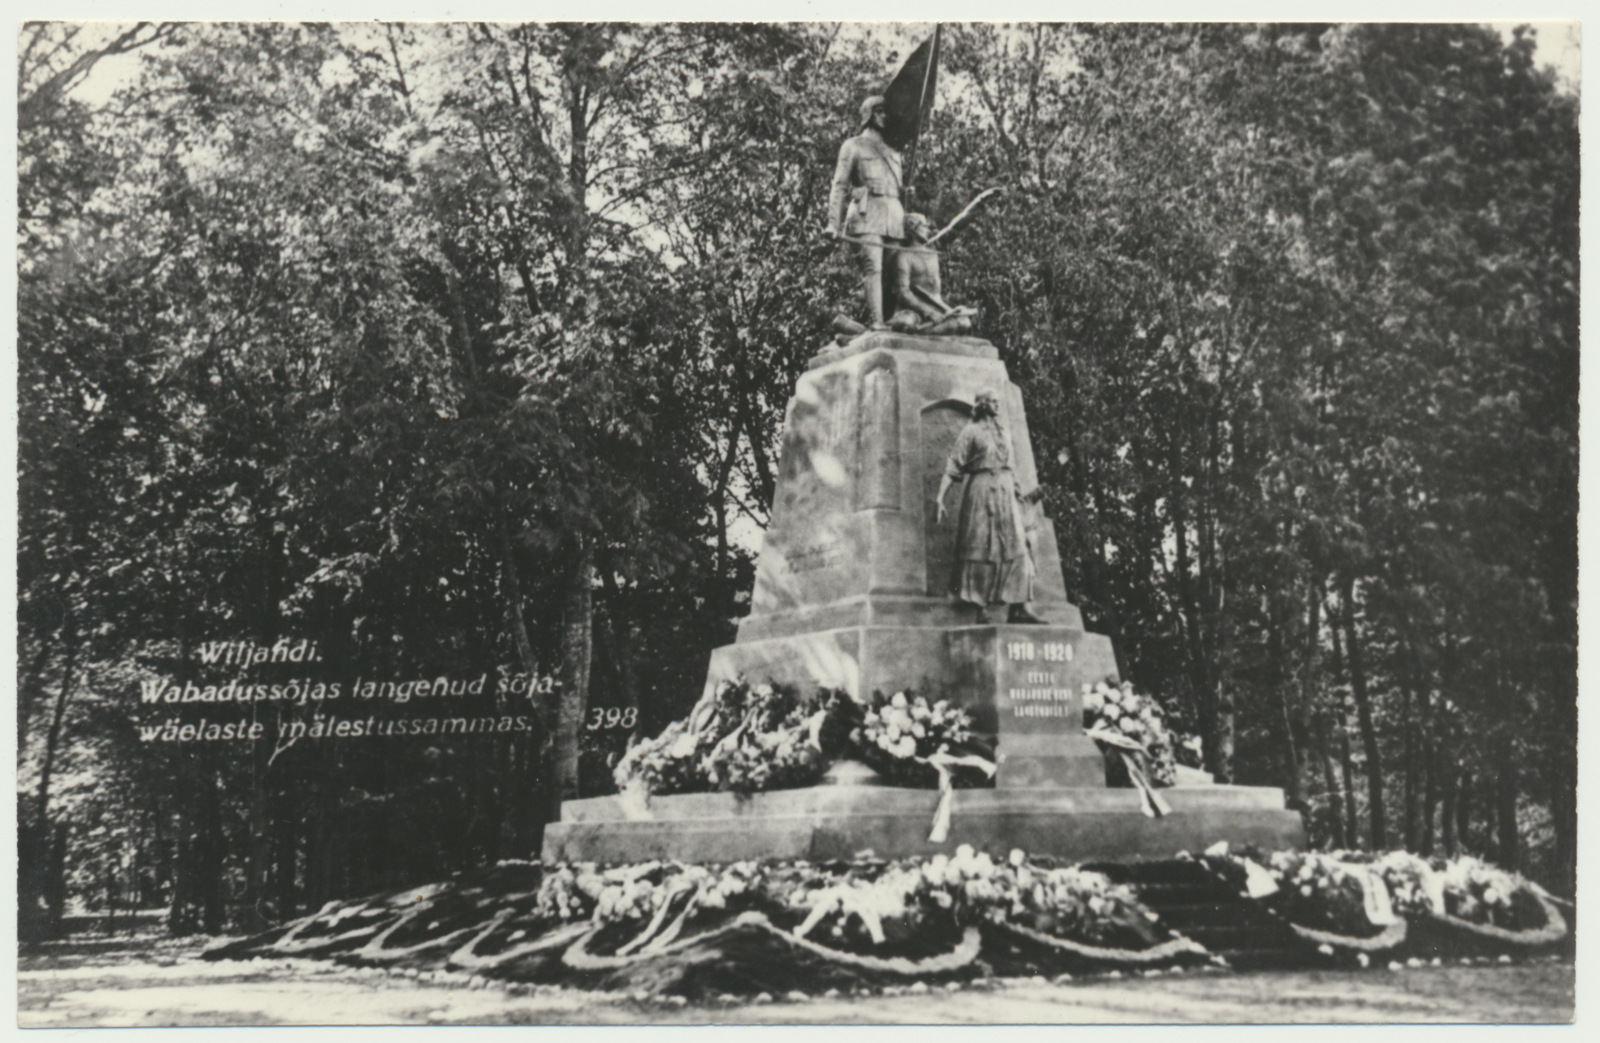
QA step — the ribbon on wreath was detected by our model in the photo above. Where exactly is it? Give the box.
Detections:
[1357,866,1398,926]
[1084,726,1173,818]
[921,752,996,842]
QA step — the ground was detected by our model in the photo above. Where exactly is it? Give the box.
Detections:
[16,931,1574,1026]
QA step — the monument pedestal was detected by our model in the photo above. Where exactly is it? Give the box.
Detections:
[542,332,1305,864]
[542,785,1306,864]
[704,623,1109,788]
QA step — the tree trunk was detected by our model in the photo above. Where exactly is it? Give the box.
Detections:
[199,751,225,933]
[1547,767,1576,897]
[1338,574,1386,849]
[170,747,226,935]
[711,412,743,610]
[1402,682,1418,852]
[496,512,539,678]
[17,629,57,758]
[496,510,543,856]
[1327,602,1359,849]
[598,557,640,714]
[1269,594,1302,809]
[274,798,298,921]
[242,775,271,932]
[1403,647,1431,852]
[34,621,80,834]
[1495,728,1519,870]
[1440,765,1458,856]
[168,625,225,935]
[1169,437,1227,780]
[26,624,79,943]
[45,822,69,932]
[1420,726,1437,856]
[1456,771,1474,854]
[1316,714,1346,850]
[1083,462,1130,671]
[735,376,777,513]
[552,535,593,819]
[241,526,287,934]
[1296,580,1325,806]
[305,799,333,910]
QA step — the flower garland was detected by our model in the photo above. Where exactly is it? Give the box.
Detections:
[563,846,1173,959]
[1199,843,1567,952]
[496,847,1186,974]
[218,847,1567,984]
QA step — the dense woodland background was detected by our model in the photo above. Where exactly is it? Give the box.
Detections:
[17,22,1578,937]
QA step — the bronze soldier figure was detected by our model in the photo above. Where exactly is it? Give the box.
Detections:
[889,212,975,334]
[825,95,906,328]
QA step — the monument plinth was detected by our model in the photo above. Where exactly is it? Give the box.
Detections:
[543,332,1305,863]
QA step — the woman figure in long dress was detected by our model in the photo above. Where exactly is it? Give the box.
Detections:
[934,389,1047,624]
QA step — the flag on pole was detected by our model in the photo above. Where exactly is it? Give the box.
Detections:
[881,26,941,152]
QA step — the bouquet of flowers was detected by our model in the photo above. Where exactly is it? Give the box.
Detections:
[1420,854,1566,945]
[615,679,848,798]
[704,683,829,793]
[534,862,606,922]
[612,679,750,796]
[854,691,987,787]
[586,861,761,926]
[999,855,1163,946]
[754,845,1170,955]
[773,860,946,950]
[1334,849,1444,918]
[1081,680,1177,787]
[1439,855,1528,927]
[1260,849,1384,935]
[1081,681,1177,783]
[610,719,708,796]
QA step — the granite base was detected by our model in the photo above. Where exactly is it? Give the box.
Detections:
[541,785,1306,864]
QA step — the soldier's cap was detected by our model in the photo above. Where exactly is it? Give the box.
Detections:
[859,94,886,125]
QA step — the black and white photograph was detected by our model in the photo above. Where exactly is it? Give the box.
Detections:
[11,4,1583,1026]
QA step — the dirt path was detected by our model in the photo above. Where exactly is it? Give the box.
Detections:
[17,936,1573,1026]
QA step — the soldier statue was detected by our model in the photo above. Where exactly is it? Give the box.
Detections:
[825,95,905,328]
[889,212,976,335]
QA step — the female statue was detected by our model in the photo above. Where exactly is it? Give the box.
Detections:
[934,390,1047,624]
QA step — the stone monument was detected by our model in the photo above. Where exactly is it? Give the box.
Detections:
[542,331,1305,863]
[542,35,1302,864]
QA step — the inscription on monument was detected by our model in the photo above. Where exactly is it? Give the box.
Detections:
[1003,639,1076,718]
[998,638,1080,724]
[787,544,847,573]
[1004,639,1073,662]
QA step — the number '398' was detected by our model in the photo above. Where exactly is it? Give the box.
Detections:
[585,707,638,730]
